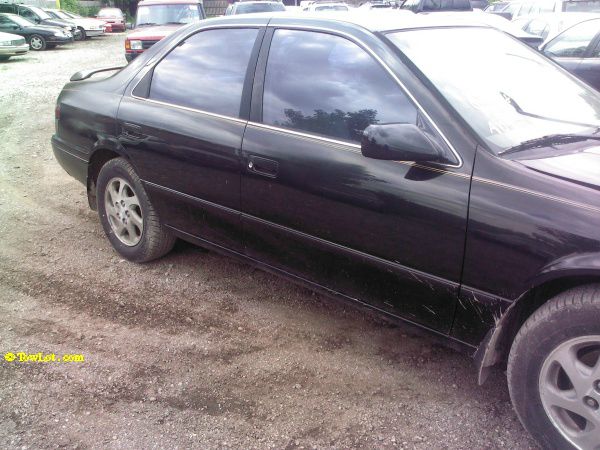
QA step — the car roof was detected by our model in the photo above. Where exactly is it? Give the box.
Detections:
[215,10,495,32]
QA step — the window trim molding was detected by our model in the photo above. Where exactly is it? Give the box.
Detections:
[131,24,264,120]
[129,21,463,168]
[256,24,463,169]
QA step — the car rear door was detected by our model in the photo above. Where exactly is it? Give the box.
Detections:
[117,25,265,253]
[240,25,475,332]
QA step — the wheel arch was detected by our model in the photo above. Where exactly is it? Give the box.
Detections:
[475,257,600,385]
[87,140,131,210]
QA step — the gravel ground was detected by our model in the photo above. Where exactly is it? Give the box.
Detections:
[0,34,538,449]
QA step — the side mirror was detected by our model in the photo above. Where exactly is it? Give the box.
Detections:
[361,123,447,163]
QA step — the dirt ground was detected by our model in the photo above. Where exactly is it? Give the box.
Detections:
[0,34,537,449]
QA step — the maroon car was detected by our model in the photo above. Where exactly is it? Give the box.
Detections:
[124,0,205,62]
[96,7,126,32]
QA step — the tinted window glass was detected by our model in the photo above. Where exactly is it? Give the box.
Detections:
[150,28,258,117]
[262,30,418,143]
[545,19,600,57]
[18,7,38,21]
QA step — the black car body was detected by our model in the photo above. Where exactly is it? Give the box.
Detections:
[52,12,600,448]
[0,4,80,39]
[541,17,600,91]
[0,13,73,50]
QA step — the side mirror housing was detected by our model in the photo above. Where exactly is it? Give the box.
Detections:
[361,123,449,163]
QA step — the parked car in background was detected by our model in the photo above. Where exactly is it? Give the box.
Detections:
[125,0,206,62]
[0,30,28,60]
[53,12,600,449]
[438,10,544,45]
[470,0,489,9]
[541,17,600,89]
[224,1,286,14]
[96,8,126,32]
[357,1,394,8]
[484,0,507,9]
[303,1,350,11]
[0,13,73,50]
[489,0,600,20]
[401,0,472,12]
[0,3,80,39]
[513,12,599,40]
[44,9,106,40]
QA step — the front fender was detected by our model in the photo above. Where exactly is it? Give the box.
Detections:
[474,252,600,384]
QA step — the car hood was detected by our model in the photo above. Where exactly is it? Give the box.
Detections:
[518,147,600,189]
[44,18,71,27]
[127,24,181,40]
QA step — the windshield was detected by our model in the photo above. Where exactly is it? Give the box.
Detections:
[235,3,286,13]
[50,10,71,19]
[388,27,600,154]
[98,9,123,18]
[62,11,80,18]
[29,6,51,20]
[136,4,202,26]
[564,0,600,11]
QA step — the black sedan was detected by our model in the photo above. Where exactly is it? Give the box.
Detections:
[52,13,600,449]
[542,17,600,91]
[0,13,73,50]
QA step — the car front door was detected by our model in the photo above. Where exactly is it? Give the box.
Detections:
[240,27,473,332]
[117,26,264,253]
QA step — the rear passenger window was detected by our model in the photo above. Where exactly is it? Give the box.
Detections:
[149,28,258,117]
[262,30,418,143]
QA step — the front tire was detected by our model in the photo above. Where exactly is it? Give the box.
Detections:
[508,285,600,449]
[76,27,86,41]
[97,158,176,262]
[29,34,46,51]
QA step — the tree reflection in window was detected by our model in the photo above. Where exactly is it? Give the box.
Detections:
[262,29,418,143]
[275,108,379,142]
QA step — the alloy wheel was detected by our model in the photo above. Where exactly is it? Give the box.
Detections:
[30,36,43,50]
[539,335,600,449]
[104,177,143,246]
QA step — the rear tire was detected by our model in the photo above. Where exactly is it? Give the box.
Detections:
[96,157,176,262]
[508,285,600,449]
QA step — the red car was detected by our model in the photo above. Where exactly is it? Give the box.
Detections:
[96,7,126,32]
[124,0,205,62]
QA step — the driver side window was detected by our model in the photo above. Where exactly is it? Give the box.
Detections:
[545,20,600,57]
[262,29,418,143]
